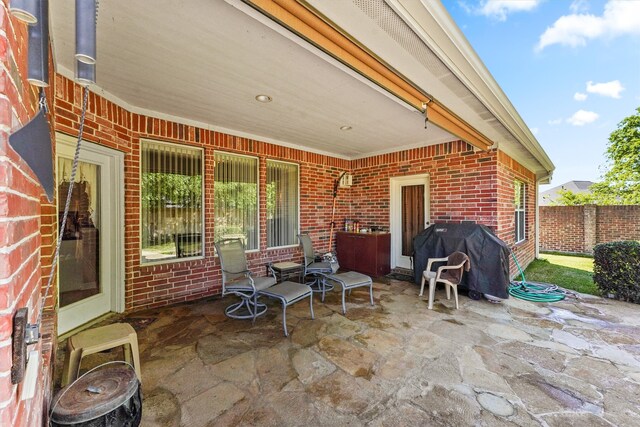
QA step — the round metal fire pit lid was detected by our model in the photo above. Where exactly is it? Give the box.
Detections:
[51,367,139,424]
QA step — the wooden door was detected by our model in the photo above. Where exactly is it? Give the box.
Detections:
[401,185,425,256]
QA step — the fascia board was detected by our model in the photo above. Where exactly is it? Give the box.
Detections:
[388,0,554,174]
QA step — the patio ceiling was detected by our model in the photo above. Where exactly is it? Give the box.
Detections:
[49,0,554,179]
[49,0,456,159]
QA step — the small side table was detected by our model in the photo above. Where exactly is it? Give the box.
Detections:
[268,262,303,283]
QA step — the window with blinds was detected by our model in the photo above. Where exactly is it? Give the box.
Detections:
[267,160,299,247]
[141,140,203,263]
[514,180,526,243]
[214,152,259,250]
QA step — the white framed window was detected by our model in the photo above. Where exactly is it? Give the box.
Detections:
[266,160,299,248]
[214,152,259,250]
[141,140,203,264]
[514,180,526,243]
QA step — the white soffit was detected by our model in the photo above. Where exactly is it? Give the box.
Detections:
[305,0,554,177]
[48,0,457,160]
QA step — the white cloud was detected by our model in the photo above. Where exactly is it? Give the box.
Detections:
[476,0,541,21]
[586,80,624,98]
[570,0,589,14]
[530,127,539,135]
[574,92,588,101]
[548,118,563,125]
[536,0,640,51]
[566,110,599,126]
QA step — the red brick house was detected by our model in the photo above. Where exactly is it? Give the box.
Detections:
[0,0,553,424]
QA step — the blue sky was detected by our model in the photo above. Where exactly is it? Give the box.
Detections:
[443,0,640,191]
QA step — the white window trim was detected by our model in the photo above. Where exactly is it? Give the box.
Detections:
[139,139,205,265]
[266,159,300,249]
[56,133,126,333]
[515,180,526,244]
[213,151,261,251]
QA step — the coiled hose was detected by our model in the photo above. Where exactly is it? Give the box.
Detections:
[508,252,570,302]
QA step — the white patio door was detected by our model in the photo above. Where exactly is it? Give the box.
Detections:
[390,175,430,270]
[56,134,124,334]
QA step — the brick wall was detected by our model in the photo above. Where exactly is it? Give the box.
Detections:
[596,206,640,244]
[541,205,640,254]
[54,75,351,311]
[351,142,499,228]
[496,151,537,274]
[53,74,541,311]
[345,142,536,278]
[539,206,585,253]
[1,1,55,425]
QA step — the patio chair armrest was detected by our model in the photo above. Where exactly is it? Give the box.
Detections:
[266,263,277,280]
[426,257,449,273]
[435,263,466,280]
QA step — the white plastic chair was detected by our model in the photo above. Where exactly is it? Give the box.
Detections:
[420,251,470,310]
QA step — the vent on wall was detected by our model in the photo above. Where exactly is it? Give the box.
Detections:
[339,173,353,187]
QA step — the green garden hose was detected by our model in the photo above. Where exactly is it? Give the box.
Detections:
[508,252,568,302]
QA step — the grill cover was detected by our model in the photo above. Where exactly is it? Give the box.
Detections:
[413,223,510,299]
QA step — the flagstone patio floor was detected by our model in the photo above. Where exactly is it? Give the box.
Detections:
[56,278,640,426]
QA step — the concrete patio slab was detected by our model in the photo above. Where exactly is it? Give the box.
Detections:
[55,278,640,426]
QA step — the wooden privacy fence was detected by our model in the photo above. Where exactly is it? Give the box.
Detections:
[540,205,640,254]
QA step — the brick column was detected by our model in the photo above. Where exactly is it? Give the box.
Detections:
[583,204,597,254]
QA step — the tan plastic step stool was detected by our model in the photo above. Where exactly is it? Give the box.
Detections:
[61,323,142,386]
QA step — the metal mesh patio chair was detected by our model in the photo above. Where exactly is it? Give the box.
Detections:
[215,238,314,336]
[215,238,276,320]
[421,251,470,310]
[298,234,337,301]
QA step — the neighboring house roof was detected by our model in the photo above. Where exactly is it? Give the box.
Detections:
[48,0,553,180]
[539,181,595,206]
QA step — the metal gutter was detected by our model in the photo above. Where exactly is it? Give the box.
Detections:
[241,0,494,151]
[389,0,555,176]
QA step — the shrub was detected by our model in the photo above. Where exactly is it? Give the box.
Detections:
[593,241,640,303]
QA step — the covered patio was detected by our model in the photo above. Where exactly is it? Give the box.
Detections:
[1,1,564,424]
[56,278,640,426]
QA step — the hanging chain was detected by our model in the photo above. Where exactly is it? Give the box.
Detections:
[37,0,99,329]
[38,87,89,327]
[38,88,48,113]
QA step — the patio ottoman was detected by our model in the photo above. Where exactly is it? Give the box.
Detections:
[258,280,314,336]
[324,271,374,314]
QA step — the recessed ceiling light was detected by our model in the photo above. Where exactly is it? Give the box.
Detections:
[255,94,272,103]
[340,126,352,131]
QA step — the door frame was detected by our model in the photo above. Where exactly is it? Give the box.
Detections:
[389,174,430,269]
[56,133,125,334]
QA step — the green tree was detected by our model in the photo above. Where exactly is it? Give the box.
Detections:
[141,173,202,208]
[552,188,597,206]
[592,107,640,204]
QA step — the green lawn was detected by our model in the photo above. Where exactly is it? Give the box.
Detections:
[516,253,599,296]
